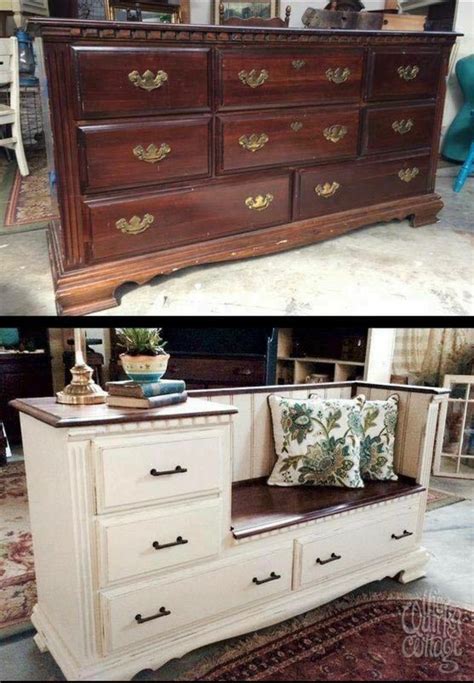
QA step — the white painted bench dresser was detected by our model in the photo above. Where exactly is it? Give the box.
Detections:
[11,380,449,681]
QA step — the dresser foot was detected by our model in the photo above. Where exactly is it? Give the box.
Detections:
[395,548,430,584]
[33,630,49,653]
[409,194,444,227]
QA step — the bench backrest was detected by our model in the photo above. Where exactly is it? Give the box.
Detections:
[190,381,449,486]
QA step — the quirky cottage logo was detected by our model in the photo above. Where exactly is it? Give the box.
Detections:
[401,591,464,673]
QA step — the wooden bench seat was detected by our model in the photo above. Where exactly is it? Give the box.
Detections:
[231,476,425,539]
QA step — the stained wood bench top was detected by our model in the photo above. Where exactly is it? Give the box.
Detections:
[231,477,425,539]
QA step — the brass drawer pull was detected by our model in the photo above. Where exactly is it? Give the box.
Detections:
[128,69,168,91]
[290,121,303,132]
[397,65,419,81]
[238,69,269,89]
[239,133,269,153]
[326,67,351,84]
[391,530,414,540]
[245,194,274,211]
[153,536,188,550]
[292,59,305,70]
[323,125,348,143]
[116,213,154,235]
[398,167,419,183]
[316,552,341,566]
[133,143,171,164]
[315,182,340,198]
[150,465,188,476]
[392,119,414,135]
[135,607,171,624]
[252,571,281,585]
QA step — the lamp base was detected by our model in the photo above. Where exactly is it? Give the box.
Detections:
[56,362,107,405]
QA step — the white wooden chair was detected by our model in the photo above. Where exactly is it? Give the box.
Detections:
[0,36,29,176]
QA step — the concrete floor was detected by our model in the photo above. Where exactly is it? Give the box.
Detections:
[0,475,472,682]
[0,176,472,316]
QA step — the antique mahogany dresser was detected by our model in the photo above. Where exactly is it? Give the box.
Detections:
[32,18,458,315]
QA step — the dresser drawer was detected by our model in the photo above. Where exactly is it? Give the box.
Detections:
[368,49,442,102]
[86,174,291,262]
[167,357,265,386]
[297,154,431,221]
[218,107,359,173]
[79,117,211,192]
[363,103,436,156]
[93,429,224,513]
[295,505,419,589]
[73,46,211,118]
[97,500,221,585]
[101,547,292,653]
[218,49,364,110]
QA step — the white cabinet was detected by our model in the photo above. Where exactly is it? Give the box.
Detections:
[0,1,49,33]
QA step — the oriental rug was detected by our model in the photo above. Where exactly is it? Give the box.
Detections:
[181,592,473,681]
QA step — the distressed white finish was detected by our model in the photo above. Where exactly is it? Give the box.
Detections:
[17,383,445,681]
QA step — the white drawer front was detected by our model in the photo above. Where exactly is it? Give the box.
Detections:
[98,500,222,585]
[295,504,419,589]
[94,429,224,512]
[101,547,293,653]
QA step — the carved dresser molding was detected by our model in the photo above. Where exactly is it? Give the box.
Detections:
[31,18,459,315]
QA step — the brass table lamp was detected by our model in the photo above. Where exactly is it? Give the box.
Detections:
[56,329,107,405]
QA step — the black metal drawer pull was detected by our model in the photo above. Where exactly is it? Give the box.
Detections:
[135,606,171,624]
[153,536,188,550]
[150,465,187,477]
[252,571,281,585]
[316,552,342,565]
[391,530,414,540]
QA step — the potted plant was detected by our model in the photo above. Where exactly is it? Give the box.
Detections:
[117,328,169,383]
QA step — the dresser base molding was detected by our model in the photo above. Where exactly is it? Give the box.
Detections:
[31,546,429,681]
[49,192,443,315]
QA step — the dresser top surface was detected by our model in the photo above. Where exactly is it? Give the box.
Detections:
[29,17,460,43]
[10,396,237,428]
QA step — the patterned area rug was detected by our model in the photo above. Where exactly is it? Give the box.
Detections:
[426,487,466,512]
[0,462,36,639]
[0,149,57,235]
[181,592,474,681]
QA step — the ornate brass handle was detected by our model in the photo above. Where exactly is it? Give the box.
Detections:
[392,119,414,135]
[315,182,340,199]
[326,67,351,84]
[323,125,348,143]
[128,69,168,91]
[292,59,305,70]
[239,133,269,153]
[290,121,303,132]
[397,65,419,81]
[116,213,154,235]
[398,168,419,183]
[133,143,171,164]
[238,69,269,89]
[245,194,274,211]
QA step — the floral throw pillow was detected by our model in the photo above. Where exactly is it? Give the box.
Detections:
[267,394,366,489]
[359,394,399,481]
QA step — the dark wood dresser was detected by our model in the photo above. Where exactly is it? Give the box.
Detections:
[32,18,458,315]
[0,352,53,444]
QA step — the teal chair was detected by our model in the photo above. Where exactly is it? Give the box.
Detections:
[442,54,474,192]
[453,110,474,192]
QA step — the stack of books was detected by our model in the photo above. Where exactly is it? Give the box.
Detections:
[105,379,187,409]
